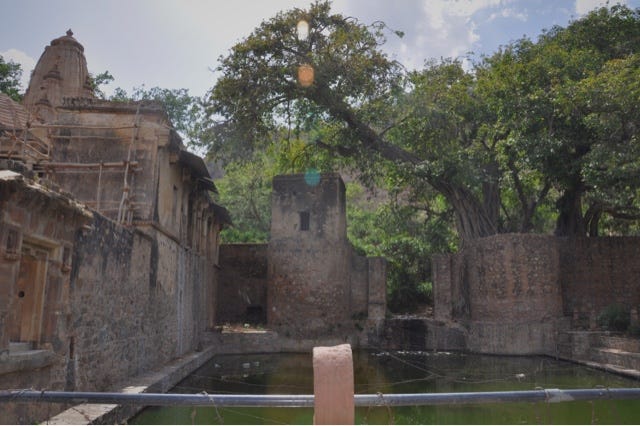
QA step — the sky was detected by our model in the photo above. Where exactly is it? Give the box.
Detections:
[2,0,639,99]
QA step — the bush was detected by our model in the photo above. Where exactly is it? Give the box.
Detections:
[596,304,630,332]
[417,281,433,303]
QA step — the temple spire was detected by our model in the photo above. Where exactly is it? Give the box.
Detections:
[23,29,94,119]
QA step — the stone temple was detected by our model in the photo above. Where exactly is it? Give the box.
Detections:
[0,31,387,424]
[3,29,640,426]
[0,30,230,423]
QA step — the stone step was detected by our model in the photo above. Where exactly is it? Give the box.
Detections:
[9,341,32,353]
[592,347,640,371]
[599,336,640,353]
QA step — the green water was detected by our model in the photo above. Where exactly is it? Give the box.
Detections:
[130,351,640,424]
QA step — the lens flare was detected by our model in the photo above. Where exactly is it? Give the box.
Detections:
[304,168,320,186]
[296,20,309,41]
[297,64,314,87]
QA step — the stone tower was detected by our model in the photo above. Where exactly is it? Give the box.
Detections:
[23,30,94,120]
[267,173,351,337]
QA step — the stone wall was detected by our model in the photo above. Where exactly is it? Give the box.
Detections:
[0,195,216,423]
[465,234,563,323]
[434,234,563,322]
[217,243,268,324]
[559,237,640,328]
[380,318,467,351]
[433,233,640,354]
[68,214,213,392]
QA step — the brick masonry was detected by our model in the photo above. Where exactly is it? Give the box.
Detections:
[433,233,640,354]
[559,237,640,328]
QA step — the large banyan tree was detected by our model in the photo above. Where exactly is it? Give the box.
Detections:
[201,2,640,242]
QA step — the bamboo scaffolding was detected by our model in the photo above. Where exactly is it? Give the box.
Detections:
[31,124,139,130]
[42,161,140,169]
[117,104,141,224]
[51,135,126,140]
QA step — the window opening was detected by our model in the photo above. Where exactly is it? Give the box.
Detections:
[300,211,310,231]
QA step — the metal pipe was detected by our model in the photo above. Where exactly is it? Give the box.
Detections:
[0,391,314,407]
[1,388,640,408]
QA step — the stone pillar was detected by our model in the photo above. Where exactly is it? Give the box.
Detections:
[313,344,354,425]
[432,254,453,322]
[367,257,386,321]
[0,313,8,360]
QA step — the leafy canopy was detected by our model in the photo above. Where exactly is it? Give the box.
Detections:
[205,2,640,240]
[0,55,23,101]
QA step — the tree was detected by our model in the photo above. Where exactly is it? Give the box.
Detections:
[0,55,23,101]
[216,155,273,243]
[110,85,204,150]
[204,2,640,240]
[346,181,456,312]
[203,1,500,242]
[477,5,640,236]
[87,70,115,99]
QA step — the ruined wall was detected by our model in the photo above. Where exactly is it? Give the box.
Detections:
[435,235,563,322]
[465,234,563,323]
[268,173,351,337]
[217,244,268,324]
[433,234,567,354]
[560,237,640,328]
[67,213,213,391]
[433,234,640,354]
[265,173,387,339]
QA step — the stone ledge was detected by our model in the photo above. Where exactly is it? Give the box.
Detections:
[45,345,217,425]
[568,357,640,380]
[0,349,55,375]
[593,347,640,371]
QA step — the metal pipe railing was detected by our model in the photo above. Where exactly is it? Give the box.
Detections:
[1,388,640,408]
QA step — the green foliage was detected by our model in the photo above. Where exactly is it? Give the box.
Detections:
[88,70,115,99]
[476,5,640,236]
[346,182,456,313]
[109,85,204,150]
[596,304,630,332]
[0,55,23,101]
[202,0,404,164]
[216,154,274,243]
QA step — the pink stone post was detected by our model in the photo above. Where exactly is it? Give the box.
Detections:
[313,344,355,424]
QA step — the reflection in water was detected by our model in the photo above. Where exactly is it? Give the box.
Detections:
[131,351,640,425]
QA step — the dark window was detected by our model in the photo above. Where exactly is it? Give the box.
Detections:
[300,211,310,231]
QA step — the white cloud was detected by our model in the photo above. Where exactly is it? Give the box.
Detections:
[411,0,511,63]
[575,0,628,15]
[488,8,528,22]
[1,48,36,90]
